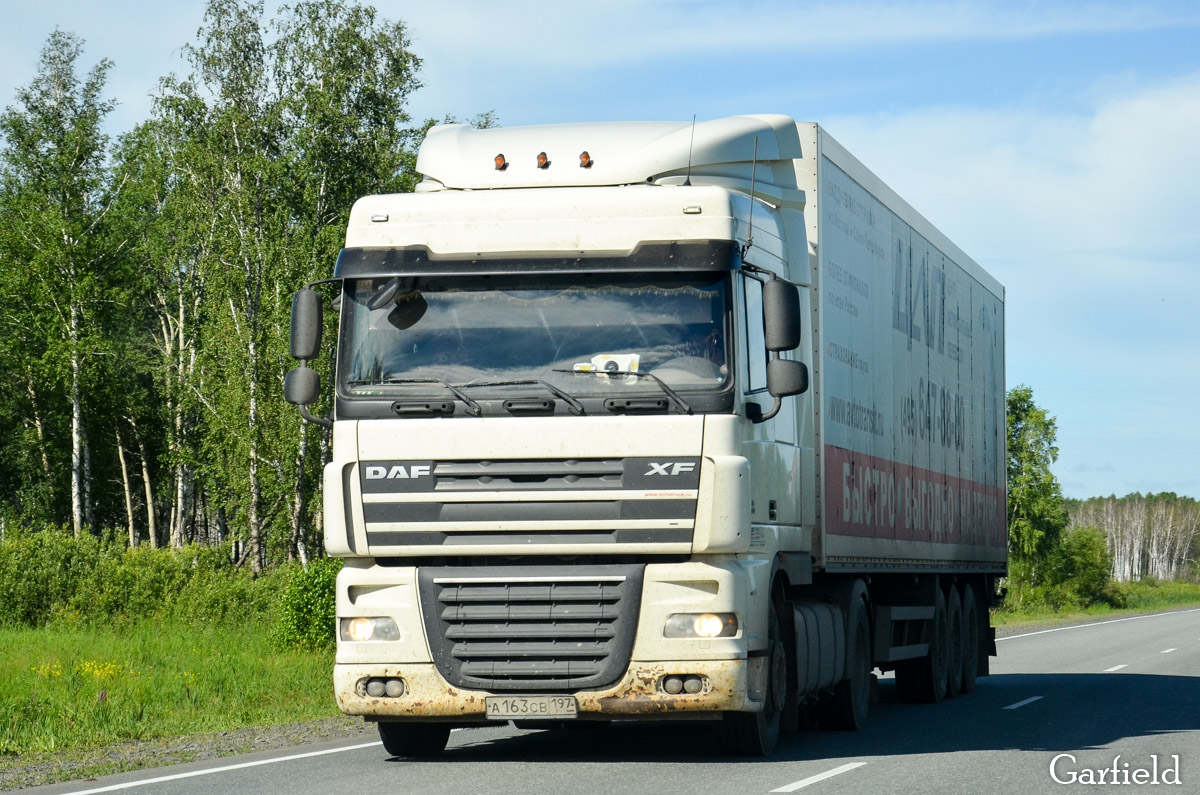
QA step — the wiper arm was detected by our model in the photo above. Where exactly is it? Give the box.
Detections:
[552,369,692,415]
[358,376,483,417]
[457,379,586,416]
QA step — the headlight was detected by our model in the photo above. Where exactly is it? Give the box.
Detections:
[664,612,738,638]
[339,616,401,642]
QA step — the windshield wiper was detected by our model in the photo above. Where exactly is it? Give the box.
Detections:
[458,379,586,416]
[354,376,483,417]
[553,369,692,415]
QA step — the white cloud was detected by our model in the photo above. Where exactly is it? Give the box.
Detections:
[827,71,1200,264]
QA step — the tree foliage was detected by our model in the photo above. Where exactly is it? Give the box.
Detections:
[0,2,494,573]
[1006,384,1068,575]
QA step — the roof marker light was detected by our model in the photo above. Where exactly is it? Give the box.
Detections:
[537,151,551,169]
[579,151,593,168]
[494,154,507,171]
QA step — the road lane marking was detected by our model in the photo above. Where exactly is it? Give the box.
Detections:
[996,607,1200,641]
[771,762,867,792]
[1104,664,1128,672]
[1003,696,1043,710]
[1162,648,1177,653]
[63,741,383,794]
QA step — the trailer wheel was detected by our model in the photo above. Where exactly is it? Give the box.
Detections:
[945,585,963,699]
[378,722,451,758]
[823,591,871,730]
[959,582,980,694]
[719,591,785,756]
[895,586,948,704]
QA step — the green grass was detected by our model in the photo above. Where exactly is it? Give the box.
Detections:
[993,579,1200,628]
[0,620,338,757]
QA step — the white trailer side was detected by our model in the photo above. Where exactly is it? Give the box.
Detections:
[794,125,1006,573]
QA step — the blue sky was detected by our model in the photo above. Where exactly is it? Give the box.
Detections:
[3,1,1199,499]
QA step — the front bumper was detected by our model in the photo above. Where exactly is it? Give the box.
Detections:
[335,658,751,720]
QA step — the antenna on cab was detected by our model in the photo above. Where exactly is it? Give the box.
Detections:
[742,136,759,259]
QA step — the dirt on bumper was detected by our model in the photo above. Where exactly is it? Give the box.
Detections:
[334,659,751,719]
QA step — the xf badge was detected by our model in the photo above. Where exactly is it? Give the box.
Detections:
[645,462,697,476]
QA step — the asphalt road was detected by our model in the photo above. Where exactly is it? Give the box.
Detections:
[31,607,1200,795]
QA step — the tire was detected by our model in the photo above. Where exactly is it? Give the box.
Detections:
[378,722,451,758]
[960,582,980,694]
[895,585,948,704]
[945,585,963,699]
[823,591,871,731]
[720,592,786,756]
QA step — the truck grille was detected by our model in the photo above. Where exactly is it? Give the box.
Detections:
[417,565,643,693]
[358,457,700,552]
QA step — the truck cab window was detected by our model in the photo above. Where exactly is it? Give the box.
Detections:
[742,275,767,392]
[339,272,732,401]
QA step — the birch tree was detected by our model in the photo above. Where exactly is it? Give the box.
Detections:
[151,0,425,571]
[0,31,119,536]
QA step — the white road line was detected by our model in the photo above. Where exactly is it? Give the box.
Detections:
[1104,664,1128,672]
[771,762,868,792]
[1003,696,1044,710]
[64,741,383,794]
[996,607,1200,641]
[1162,648,1177,653]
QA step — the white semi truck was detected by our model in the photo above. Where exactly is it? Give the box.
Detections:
[285,115,1006,757]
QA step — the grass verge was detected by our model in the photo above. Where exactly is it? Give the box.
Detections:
[992,579,1200,628]
[0,620,342,785]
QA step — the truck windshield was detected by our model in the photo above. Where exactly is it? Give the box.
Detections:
[339,272,730,398]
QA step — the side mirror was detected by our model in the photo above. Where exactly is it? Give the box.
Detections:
[767,358,808,397]
[290,289,323,361]
[763,277,801,352]
[284,367,320,406]
[749,357,809,424]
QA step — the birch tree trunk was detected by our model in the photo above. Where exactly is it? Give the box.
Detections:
[116,428,137,546]
[131,419,157,548]
[25,379,53,481]
[70,302,86,538]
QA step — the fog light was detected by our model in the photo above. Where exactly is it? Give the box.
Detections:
[662,675,684,694]
[683,676,704,694]
[385,678,405,698]
[664,613,738,638]
[366,678,386,698]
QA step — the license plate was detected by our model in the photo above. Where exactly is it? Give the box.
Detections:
[485,695,578,720]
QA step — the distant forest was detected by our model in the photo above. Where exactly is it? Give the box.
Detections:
[1068,494,1199,582]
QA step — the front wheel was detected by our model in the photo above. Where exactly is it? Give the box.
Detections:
[719,593,785,756]
[378,722,451,758]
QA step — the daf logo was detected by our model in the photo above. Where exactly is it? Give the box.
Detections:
[365,464,432,480]
[645,462,697,476]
